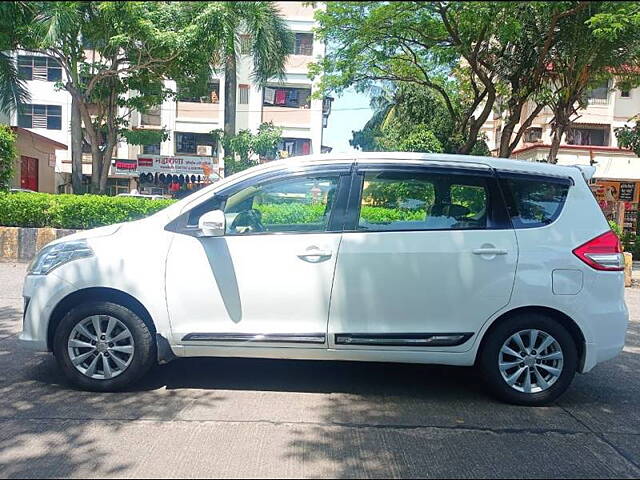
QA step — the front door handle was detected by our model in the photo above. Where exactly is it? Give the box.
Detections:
[297,246,332,262]
[472,248,508,255]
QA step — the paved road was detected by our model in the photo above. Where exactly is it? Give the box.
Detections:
[0,262,639,478]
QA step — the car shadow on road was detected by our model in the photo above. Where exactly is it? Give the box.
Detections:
[133,356,486,397]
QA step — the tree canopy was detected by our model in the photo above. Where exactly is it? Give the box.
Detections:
[312,1,640,158]
[4,1,230,193]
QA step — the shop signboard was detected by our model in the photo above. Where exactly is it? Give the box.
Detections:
[112,159,138,175]
[136,154,219,176]
[620,182,637,202]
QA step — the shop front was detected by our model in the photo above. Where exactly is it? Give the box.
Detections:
[590,180,639,235]
[135,154,222,198]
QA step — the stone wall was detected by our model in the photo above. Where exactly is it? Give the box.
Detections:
[0,226,78,262]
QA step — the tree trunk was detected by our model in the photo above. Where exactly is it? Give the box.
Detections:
[547,125,565,164]
[498,103,524,158]
[90,146,102,194]
[70,97,84,194]
[99,140,115,194]
[458,88,496,155]
[224,53,237,137]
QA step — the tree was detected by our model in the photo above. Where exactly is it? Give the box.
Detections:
[11,1,226,193]
[0,2,32,114]
[212,122,283,176]
[0,124,17,191]
[351,84,488,155]
[543,2,640,162]
[311,1,558,155]
[311,1,637,158]
[215,2,292,138]
[616,117,640,156]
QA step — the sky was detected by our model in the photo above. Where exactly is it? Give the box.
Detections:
[322,87,373,153]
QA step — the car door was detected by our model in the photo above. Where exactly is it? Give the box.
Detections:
[328,161,518,351]
[165,165,352,348]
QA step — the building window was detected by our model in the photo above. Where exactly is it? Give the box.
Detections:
[107,178,131,196]
[524,127,543,143]
[239,35,251,55]
[587,80,610,104]
[263,86,311,108]
[239,84,249,105]
[141,106,161,126]
[17,55,62,82]
[177,82,220,104]
[567,126,610,146]
[175,132,216,156]
[143,143,161,155]
[279,138,311,157]
[18,104,62,130]
[292,33,313,56]
[621,89,631,98]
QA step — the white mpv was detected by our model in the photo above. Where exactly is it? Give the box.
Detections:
[20,153,628,405]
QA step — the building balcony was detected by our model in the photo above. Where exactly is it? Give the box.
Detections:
[176,102,220,122]
[275,1,316,20]
[262,106,312,127]
[285,55,314,74]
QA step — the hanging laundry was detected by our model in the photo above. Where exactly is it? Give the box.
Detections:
[286,89,299,107]
[264,87,275,104]
[275,89,287,105]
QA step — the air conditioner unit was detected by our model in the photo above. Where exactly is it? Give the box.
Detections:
[197,145,212,156]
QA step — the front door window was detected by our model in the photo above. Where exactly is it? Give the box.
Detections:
[224,175,340,235]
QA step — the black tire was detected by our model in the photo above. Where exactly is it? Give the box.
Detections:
[53,301,156,392]
[479,313,578,406]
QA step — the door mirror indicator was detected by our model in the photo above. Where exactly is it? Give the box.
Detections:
[198,210,226,237]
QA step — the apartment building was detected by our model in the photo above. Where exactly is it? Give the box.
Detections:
[482,80,640,178]
[4,1,331,195]
[482,79,640,234]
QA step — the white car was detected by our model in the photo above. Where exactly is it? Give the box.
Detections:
[20,153,628,405]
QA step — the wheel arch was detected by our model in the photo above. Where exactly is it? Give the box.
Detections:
[476,305,586,370]
[47,287,157,352]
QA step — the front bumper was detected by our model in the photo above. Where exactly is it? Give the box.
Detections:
[19,272,78,352]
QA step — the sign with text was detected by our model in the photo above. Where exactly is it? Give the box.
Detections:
[619,182,637,202]
[136,154,218,176]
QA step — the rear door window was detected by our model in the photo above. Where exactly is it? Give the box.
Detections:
[500,176,570,228]
[355,170,493,231]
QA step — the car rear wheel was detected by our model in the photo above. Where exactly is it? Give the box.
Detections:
[53,301,156,391]
[479,313,578,406]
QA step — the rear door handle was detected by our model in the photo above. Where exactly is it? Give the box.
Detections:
[472,248,508,255]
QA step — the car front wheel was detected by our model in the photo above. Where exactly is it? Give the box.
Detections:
[479,313,578,406]
[53,301,156,391]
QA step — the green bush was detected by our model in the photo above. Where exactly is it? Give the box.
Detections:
[360,206,424,223]
[0,192,175,229]
[256,203,327,225]
[0,125,17,192]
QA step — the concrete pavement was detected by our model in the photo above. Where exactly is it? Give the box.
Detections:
[0,262,639,478]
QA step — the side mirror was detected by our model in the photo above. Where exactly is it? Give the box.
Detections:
[198,209,226,237]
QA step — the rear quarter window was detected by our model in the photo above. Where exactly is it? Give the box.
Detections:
[500,175,570,228]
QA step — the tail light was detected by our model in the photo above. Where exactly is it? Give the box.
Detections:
[573,230,624,271]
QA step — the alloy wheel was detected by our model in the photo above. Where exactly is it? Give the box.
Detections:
[67,315,135,380]
[498,329,564,394]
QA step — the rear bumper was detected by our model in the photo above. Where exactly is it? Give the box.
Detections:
[580,302,628,373]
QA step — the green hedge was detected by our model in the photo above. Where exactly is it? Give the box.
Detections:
[0,193,427,230]
[0,192,175,229]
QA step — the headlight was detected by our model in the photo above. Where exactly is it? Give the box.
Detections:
[28,240,94,275]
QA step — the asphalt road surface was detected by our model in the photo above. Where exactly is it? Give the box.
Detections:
[0,261,639,478]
